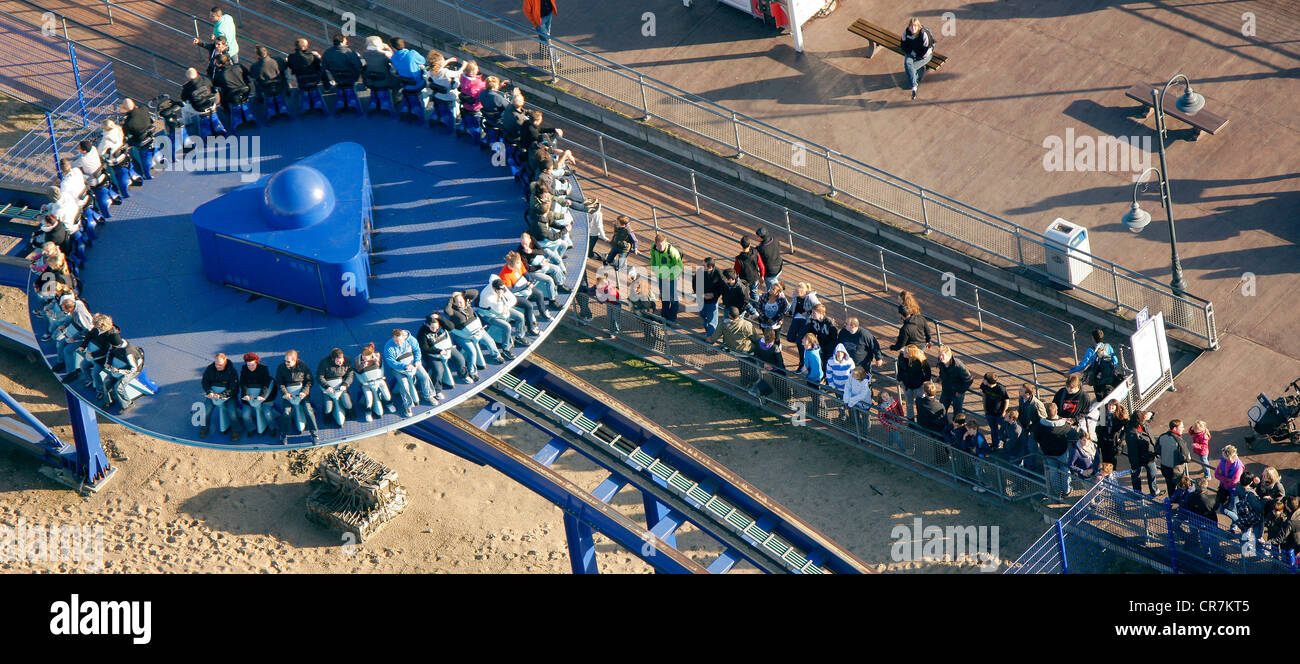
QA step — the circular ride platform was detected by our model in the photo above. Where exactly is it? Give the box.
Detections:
[28,111,588,450]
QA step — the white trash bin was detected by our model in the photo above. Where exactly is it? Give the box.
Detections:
[1042,218,1093,288]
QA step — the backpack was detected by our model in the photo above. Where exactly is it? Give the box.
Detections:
[924,27,938,52]
[1089,343,1118,387]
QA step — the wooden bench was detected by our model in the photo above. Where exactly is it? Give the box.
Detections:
[1124,84,1228,140]
[848,19,947,71]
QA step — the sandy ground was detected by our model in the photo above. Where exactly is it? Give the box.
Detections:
[0,284,1046,574]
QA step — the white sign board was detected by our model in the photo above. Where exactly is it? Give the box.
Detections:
[1130,311,1171,398]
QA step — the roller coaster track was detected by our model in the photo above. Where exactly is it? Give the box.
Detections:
[403,355,869,574]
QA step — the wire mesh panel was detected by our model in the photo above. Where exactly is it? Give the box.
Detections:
[828,159,925,230]
[0,63,118,185]
[644,85,736,153]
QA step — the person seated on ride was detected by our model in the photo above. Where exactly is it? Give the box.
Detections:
[199,352,242,441]
[353,342,395,422]
[316,347,355,427]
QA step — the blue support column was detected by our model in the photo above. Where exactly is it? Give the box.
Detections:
[1162,498,1179,573]
[65,389,112,487]
[1053,520,1069,574]
[563,512,599,574]
[68,43,89,128]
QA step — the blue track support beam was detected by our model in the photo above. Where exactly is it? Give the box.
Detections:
[404,415,707,574]
[563,512,599,574]
[0,259,28,288]
[65,389,113,487]
[707,549,741,574]
[532,438,567,467]
[591,474,625,503]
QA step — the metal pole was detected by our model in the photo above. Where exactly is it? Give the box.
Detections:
[784,209,795,255]
[879,248,888,293]
[597,134,608,177]
[320,18,331,42]
[62,17,68,41]
[839,283,848,311]
[651,206,659,232]
[973,288,983,332]
[1150,89,1188,297]
[1068,323,1078,365]
[933,320,942,346]
[919,188,932,235]
[235,0,244,27]
[1109,261,1122,312]
[731,112,742,156]
[1032,361,1039,387]
[46,113,61,179]
[689,171,700,215]
[638,74,649,118]
[824,149,836,197]
[1014,227,1025,267]
[105,0,113,25]
[194,18,201,42]
[67,43,89,128]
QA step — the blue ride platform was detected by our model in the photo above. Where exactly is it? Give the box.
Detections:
[27,112,589,451]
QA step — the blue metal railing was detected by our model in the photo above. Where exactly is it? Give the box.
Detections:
[1009,474,1299,574]
[0,55,118,185]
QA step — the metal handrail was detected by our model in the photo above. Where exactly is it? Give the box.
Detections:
[96,0,290,59]
[549,110,1081,361]
[0,7,182,89]
[6,2,190,74]
[301,0,1218,348]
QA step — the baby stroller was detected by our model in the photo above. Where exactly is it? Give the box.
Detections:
[1246,377,1300,448]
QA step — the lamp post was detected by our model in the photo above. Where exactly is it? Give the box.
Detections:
[1119,74,1205,298]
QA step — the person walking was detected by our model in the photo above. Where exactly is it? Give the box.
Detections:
[1125,410,1161,496]
[900,17,935,99]
[524,0,559,62]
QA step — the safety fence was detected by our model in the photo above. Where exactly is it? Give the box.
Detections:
[0,43,118,185]
[1008,474,1299,574]
[567,290,1051,503]
[283,0,1218,350]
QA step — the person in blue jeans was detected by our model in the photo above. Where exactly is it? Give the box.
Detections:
[199,352,242,441]
[698,257,724,339]
[384,328,437,417]
[979,372,1010,452]
[900,18,934,99]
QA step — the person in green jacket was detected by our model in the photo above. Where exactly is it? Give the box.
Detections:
[210,6,239,63]
[649,234,683,322]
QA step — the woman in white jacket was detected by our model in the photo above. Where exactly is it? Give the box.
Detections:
[477,277,526,357]
[843,365,872,432]
[97,119,138,198]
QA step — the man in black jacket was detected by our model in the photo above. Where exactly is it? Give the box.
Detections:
[287,39,327,91]
[323,33,363,88]
[718,269,752,322]
[915,381,948,434]
[699,256,724,340]
[837,317,883,370]
[119,99,156,180]
[275,349,319,443]
[1125,411,1162,496]
[754,227,783,291]
[249,46,288,112]
[935,345,972,416]
[213,54,252,115]
[889,311,931,353]
[1156,418,1191,494]
[200,352,242,440]
[316,348,355,428]
[1053,374,1094,427]
[1035,402,1074,496]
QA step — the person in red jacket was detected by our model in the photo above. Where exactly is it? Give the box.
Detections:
[523,0,558,62]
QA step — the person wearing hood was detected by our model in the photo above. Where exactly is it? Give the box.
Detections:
[1069,429,1099,478]
[417,314,467,395]
[825,343,855,393]
[384,328,437,417]
[477,277,526,360]
[316,347,356,428]
[444,290,501,372]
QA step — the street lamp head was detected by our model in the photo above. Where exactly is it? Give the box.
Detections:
[1176,87,1205,115]
[1121,202,1152,233]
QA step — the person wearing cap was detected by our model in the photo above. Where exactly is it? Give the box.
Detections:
[100,333,145,412]
[239,352,276,436]
[416,314,467,397]
[199,352,242,441]
[316,347,355,428]
[384,328,437,417]
[477,277,526,360]
[275,350,320,443]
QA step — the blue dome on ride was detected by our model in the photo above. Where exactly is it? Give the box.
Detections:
[262,164,335,229]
